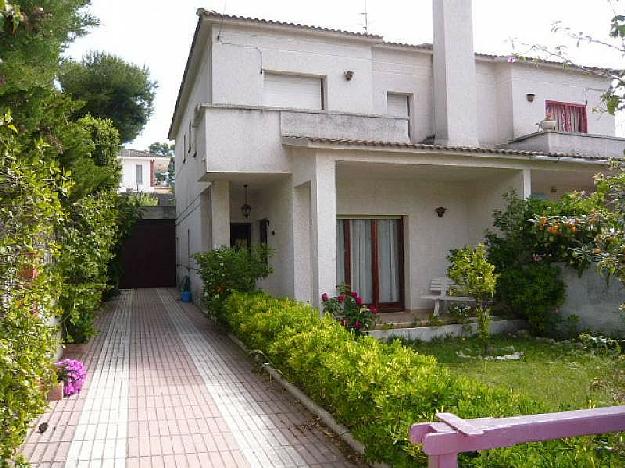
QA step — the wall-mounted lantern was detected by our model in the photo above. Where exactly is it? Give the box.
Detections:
[526,93,536,103]
[435,206,447,218]
[241,184,252,219]
[344,70,354,81]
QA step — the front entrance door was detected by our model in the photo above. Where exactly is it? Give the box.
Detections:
[336,218,404,311]
[230,223,252,250]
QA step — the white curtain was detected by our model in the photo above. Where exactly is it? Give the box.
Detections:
[377,219,400,303]
[350,220,372,303]
[336,220,345,287]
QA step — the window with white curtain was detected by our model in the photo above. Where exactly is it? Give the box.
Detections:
[336,218,403,310]
[135,164,143,186]
[263,73,324,110]
[386,93,410,118]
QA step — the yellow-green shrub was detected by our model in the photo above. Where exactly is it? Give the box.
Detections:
[225,292,625,467]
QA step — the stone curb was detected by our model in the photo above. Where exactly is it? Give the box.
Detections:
[227,333,389,468]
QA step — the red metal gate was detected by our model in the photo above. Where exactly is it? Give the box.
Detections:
[119,218,176,288]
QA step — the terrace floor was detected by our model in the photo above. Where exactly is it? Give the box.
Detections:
[22,288,359,467]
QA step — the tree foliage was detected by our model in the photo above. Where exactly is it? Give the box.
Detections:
[148,141,174,157]
[59,52,157,142]
[0,0,96,94]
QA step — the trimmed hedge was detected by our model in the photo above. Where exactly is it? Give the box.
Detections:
[225,292,625,467]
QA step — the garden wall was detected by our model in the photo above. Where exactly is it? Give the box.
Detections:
[560,265,625,336]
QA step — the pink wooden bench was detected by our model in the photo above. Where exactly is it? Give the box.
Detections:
[410,406,625,468]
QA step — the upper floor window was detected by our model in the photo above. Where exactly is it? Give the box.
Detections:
[386,93,410,118]
[546,100,587,133]
[262,73,324,110]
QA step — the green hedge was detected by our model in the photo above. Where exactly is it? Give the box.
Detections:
[225,292,624,467]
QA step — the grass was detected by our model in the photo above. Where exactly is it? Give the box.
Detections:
[407,335,625,411]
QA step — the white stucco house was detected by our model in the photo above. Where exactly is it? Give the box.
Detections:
[170,0,624,311]
[118,148,171,193]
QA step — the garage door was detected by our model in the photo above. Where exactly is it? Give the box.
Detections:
[263,73,323,110]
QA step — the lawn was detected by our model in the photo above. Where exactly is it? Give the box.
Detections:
[407,335,625,411]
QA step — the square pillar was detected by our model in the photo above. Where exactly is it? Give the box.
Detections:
[210,180,230,248]
[310,157,336,307]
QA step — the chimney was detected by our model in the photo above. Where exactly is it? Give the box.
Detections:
[433,0,479,147]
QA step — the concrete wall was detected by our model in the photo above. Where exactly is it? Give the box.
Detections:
[560,266,625,337]
[508,131,625,159]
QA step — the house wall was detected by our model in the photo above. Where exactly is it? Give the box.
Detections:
[119,158,153,192]
[509,65,614,139]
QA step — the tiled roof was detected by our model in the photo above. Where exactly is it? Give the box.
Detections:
[200,10,383,39]
[282,136,613,162]
[119,149,170,159]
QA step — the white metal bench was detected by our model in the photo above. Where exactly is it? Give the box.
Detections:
[421,277,475,316]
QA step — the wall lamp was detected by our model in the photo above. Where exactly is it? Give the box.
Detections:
[526,93,536,103]
[344,70,354,81]
[435,206,447,218]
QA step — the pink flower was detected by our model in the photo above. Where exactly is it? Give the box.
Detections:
[321,293,329,302]
[355,296,363,305]
[370,306,378,314]
[350,291,358,298]
[341,319,348,326]
[338,295,345,303]
[354,320,362,330]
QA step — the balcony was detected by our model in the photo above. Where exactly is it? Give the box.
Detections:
[506,131,625,159]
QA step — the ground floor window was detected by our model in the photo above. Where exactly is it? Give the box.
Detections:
[336,218,404,311]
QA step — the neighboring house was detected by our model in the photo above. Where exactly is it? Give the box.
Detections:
[169,1,625,310]
[118,148,171,193]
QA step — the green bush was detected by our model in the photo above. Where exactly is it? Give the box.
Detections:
[448,244,497,342]
[0,114,65,462]
[497,264,566,335]
[194,246,271,324]
[224,292,623,467]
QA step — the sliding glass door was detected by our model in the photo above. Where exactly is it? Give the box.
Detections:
[336,218,404,311]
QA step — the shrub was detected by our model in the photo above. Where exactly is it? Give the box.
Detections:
[486,193,596,335]
[0,114,65,462]
[448,244,497,341]
[321,286,377,335]
[224,292,623,467]
[194,246,272,324]
[497,264,566,335]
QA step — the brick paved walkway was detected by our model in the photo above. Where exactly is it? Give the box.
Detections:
[22,289,359,467]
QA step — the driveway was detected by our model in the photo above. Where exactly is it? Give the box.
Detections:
[22,289,359,467]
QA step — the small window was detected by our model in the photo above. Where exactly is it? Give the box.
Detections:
[187,121,192,154]
[546,100,587,133]
[135,164,143,186]
[183,134,187,163]
[387,93,410,118]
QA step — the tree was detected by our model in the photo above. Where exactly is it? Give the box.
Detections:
[148,141,174,156]
[58,52,157,142]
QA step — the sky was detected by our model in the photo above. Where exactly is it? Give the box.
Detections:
[64,0,625,150]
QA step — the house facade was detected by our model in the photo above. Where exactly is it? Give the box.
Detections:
[170,1,624,310]
[118,149,171,193]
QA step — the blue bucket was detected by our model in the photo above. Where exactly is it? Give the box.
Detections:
[181,291,192,303]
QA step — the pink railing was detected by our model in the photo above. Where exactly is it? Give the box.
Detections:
[410,406,625,468]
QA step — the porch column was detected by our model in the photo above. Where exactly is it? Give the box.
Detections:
[522,169,532,199]
[310,157,337,307]
[210,180,230,248]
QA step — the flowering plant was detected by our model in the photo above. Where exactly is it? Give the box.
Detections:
[321,285,377,335]
[55,359,87,397]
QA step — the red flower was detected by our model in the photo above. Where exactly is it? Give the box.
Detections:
[350,291,358,298]
[355,296,363,305]
[338,295,345,303]
[321,293,329,302]
[370,306,378,314]
[354,320,362,329]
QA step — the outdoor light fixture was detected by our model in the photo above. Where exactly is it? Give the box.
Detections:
[344,70,354,81]
[435,206,447,218]
[526,93,536,103]
[241,184,252,218]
